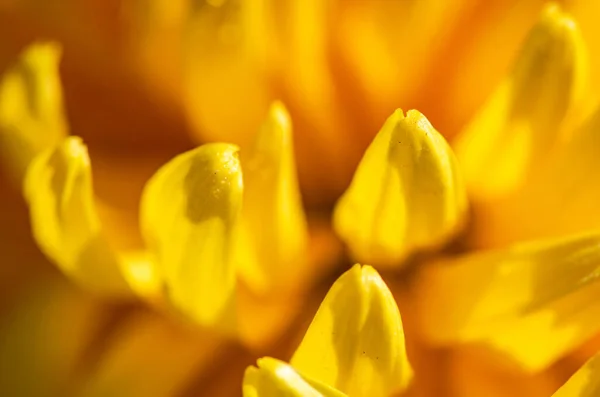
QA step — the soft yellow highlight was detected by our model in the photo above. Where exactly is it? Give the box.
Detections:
[290,264,412,397]
[454,3,588,198]
[415,232,600,371]
[23,137,131,295]
[334,109,467,267]
[553,353,600,396]
[243,357,346,397]
[140,143,242,330]
[237,101,309,294]
[0,42,67,181]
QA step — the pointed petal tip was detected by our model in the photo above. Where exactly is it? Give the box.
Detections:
[535,3,580,48]
[269,100,291,124]
[23,41,63,62]
[518,1,585,82]
[291,262,411,396]
[334,109,467,268]
[541,2,574,27]
[260,100,292,152]
[60,136,89,165]
[236,99,308,295]
[391,108,405,120]
[357,264,384,286]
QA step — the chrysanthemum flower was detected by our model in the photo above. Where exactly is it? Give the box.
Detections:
[2,1,600,397]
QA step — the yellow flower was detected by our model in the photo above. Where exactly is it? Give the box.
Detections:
[2,1,600,397]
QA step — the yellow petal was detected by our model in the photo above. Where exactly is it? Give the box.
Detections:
[441,1,560,139]
[243,357,347,397]
[237,101,309,294]
[553,353,600,396]
[0,41,67,182]
[414,232,600,370]
[333,109,467,267]
[454,3,588,199]
[23,136,132,295]
[482,281,600,371]
[140,143,242,330]
[290,264,412,397]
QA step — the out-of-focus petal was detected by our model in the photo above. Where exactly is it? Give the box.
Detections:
[0,42,67,181]
[414,232,600,371]
[454,4,588,199]
[334,109,467,268]
[24,136,137,296]
[553,353,600,396]
[290,264,412,397]
[243,357,346,397]
[483,282,600,371]
[438,1,549,135]
[237,101,308,295]
[140,143,242,331]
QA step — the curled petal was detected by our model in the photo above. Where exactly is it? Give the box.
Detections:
[24,137,133,296]
[415,232,600,370]
[454,4,588,198]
